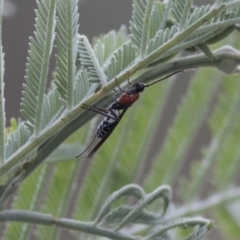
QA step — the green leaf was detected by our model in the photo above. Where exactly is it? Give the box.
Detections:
[94,184,145,226]
[147,26,178,56]
[93,26,128,70]
[55,0,79,109]
[107,41,137,80]
[144,69,221,190]
[73,68,93,106]
[114,185,171,231]
[2,165,49,240]
[40,83,64,131]
[5,122,33,160]
[211,77,240,189]
[149,1,166,40]
[21,0,57,135]
[78,35,107,84]
[171,0,193,30]
[146,217,214,240]
[35,161,78,240]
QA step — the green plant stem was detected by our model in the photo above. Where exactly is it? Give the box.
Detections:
[173,187,240,220]
[127,187,240,235]
[1,187,239,239]
[0,210,138,240]
[138,46,240,80]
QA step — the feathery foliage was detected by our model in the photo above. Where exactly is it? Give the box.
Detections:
[54,0,79,109]
[78,35,107,84]
[0,0,240,239]
[21,0,56,135]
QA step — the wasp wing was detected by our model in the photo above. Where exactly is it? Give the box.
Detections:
[87,107,128,158]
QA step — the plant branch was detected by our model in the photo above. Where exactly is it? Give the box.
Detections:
[136,45,240,83]
[0,210,138,240]
[127,187,240,235]
[1,187,238,239]
[172,187,240,220]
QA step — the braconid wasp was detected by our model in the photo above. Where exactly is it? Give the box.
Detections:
[76,69,191,158]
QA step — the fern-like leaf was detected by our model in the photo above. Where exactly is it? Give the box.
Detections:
[149,1,166,40]
[5,122,33,160]
[147,26,178,56]
[130,0,155,56]
[129,0,147,49]
[54,0,79,109]
[144,69,221,191]
[73,68,95,105]
[146,217,214,240]
[78,35,107,84]
[21,0,57,135]
[211,76,240,189]
[171,0,193,30]
[2,165,49,240]
[185,75,240,201]
[149,2,240,65]
[35,162,78,240]
[93,26,128,71]
[40,83,64,131]
[107,41,137,80]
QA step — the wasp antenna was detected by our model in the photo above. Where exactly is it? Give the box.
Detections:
[145,68,196,87]
[75,135,97,158]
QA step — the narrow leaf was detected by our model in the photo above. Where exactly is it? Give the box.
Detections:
[79,35,107,84]
[107,41,136,80]
[55,0,79,110]
[21,0,57,135]
[115,185,171,231]
[130,0,154,57]
[93,26,128,71]
[171,0,193,30]
[186,75,240,200]
[94,184,145,226]
[2,165,49,240]
[144,69,221,190]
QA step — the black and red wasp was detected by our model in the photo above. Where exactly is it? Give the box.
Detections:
[76,69,188,158]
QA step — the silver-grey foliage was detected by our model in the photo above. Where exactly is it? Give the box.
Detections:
[1,0,240,239]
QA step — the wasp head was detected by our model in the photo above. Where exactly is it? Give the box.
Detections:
[132,82,145,93]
